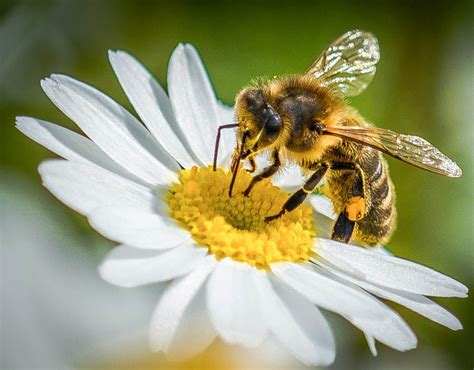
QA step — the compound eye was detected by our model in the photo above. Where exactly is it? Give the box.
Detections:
[263,105,282,136]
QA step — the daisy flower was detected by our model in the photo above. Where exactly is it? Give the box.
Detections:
[17,44,467,366]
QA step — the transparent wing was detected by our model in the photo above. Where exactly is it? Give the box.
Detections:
[324,126,462,177]
[306,29,380,96]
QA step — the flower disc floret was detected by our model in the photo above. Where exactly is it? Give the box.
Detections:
[167,166,316,269]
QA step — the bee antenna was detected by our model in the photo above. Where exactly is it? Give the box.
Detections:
[213,123,238,171]
[228,131,248,197]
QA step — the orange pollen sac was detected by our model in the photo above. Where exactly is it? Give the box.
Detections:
[166,166,317,269]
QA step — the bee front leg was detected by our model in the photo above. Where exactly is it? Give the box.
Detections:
[265,162,329,222]
[243,150,280,197]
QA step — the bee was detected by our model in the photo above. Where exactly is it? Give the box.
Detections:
[213,29,462,246]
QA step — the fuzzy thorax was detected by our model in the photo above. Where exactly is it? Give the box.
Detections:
[167,166,316,269]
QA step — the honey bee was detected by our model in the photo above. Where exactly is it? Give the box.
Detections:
[213,29,462,246]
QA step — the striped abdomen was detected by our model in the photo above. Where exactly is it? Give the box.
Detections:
[355,148,397,245]
[325,145,397,246]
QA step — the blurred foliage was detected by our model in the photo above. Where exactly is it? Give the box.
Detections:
[1,0,472,368]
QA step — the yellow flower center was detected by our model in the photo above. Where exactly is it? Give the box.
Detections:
[166,166,316,269]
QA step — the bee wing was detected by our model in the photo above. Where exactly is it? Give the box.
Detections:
[306,30,380,97]
[324,126,462,177]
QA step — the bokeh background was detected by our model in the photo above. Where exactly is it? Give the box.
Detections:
[1,0,472,368]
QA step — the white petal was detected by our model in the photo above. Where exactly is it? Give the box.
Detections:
[312,210,333,239]
[99,243,207,287]
[273,262,417,351]
[240,151,270,174]
[316,258,462,330]
[149,256,216,356]
[364,333,378,356]
[272,262,385,320]
[308,195,335,239]
[41,74,178,186]
[166,283,217,360]
[308,194,337,220]
[38,160,156,216]
[168,44,222,165]
[315,238,468,298]
[371,245,394,255]
[108,50,199,168]
[16,116,145,184]
[88,206,190,250]
[362,283,462,331]
[348,305,417,352]
[216,100,236,164]
[217,100,235,121]
[272,164,306,192]
[206,258,267,347]
[243,154,304,192]
[254,272,335,366]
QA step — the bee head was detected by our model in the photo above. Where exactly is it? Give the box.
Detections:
[235,87,282,159]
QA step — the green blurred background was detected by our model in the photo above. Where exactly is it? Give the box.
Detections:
[1,0,472,368]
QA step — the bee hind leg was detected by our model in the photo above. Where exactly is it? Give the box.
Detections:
[347,164,367,220]
[331,212,355,243]
[331,163,367,243]
[345,196,366,221]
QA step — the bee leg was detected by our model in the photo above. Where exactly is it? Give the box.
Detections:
[243,150,280,197]
[346,165,367,222]
[331,212,355,243]
[246,156,257,174]
[330,163,366,243]
[330,162,367,222]
[265,162,329,222]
